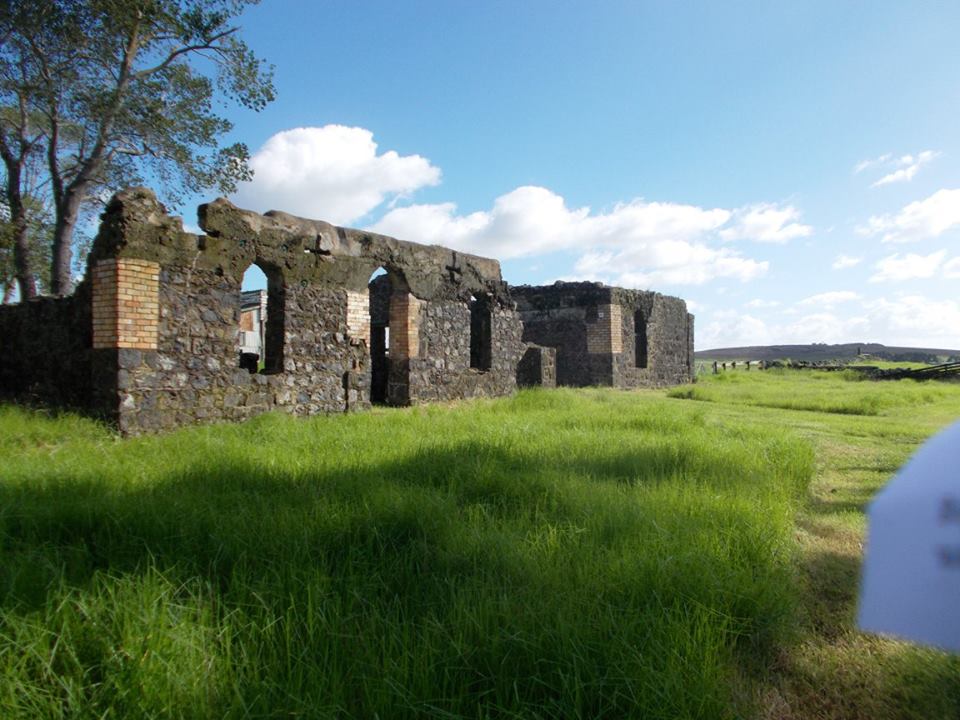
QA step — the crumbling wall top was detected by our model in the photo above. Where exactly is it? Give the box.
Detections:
[512,281,687,313]
[88,188,511,302]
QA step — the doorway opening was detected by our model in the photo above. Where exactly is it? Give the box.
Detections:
[470,293,492,371]
[239,262,284,373]
[634,309,648,369]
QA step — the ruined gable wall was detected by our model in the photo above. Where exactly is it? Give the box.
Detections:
[70,190,369,433]
[107,190,523,431]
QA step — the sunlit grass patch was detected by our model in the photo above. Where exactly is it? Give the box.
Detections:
[669,370,948,416]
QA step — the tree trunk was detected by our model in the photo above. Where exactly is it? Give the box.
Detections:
[12,217,36,300]
[50,186,84,296]
[4,164,37,301]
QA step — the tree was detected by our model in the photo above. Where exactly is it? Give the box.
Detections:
[0,0,275,297]
[0,192,53,301]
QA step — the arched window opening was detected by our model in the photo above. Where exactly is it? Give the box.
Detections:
[634,309,648,369]
[239,261,285,374]
[470,293,492,371]
[368,267,391,404]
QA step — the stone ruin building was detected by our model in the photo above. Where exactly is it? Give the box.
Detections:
[0,188,695,434]
[513,283,694,388]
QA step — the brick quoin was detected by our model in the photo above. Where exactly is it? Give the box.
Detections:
[92,258,160,350]
[390,293,422,359]
[586,304,622,354]
[345,289,371,346]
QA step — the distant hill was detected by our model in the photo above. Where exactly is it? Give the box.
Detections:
[695,342,960,364]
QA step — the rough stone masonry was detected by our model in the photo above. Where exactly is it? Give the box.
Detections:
[512,282,695,388]
[0,188,695,433]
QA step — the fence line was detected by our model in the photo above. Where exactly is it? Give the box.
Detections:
[694,359,767,376]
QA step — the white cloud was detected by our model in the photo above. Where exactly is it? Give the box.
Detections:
[227,125,815,289]
[373,188,810,286]
[571,245,768,287]
[232,125,441,224]
[862,296,960,346]
[745,298,781,309]
[372,187,771,286]
[872,150,939,187]
[832,254,863,270]
[943,257,960,279]
[372,187,731,259]
[854,153,892,174]
[788,313,870,344]
[854,150,939,187]
[718,203,813,243]
[698,310,870,349]
[699,292,960,350]
[869,250,946,282]
[859,188,960,243]
[797,291,861,307]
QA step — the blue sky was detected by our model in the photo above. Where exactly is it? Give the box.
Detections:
[216,0,960,350]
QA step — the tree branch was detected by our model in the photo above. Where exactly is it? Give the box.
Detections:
[46,108,63,208]
[132,28,238,80]
[0,132,16,169]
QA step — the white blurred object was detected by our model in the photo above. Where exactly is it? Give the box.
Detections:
[858,422,960,651]
[858,420,960,652]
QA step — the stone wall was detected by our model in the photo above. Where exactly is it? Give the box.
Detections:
[517,344,557,388]
[0,188,527,433]
[1,190,695,434]
[408,301,525,403]
[0,289,94,411]
[513,282,694,388]
[609,287,694,388]
[511,283,615,386]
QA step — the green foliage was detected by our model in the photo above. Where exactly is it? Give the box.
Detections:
[0,194,52,299]
[0,0,274,294]
[0,391,813,719]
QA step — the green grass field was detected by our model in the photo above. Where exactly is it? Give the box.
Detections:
[1,371,959,718]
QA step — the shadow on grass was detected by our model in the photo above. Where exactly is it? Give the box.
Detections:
[785,547,960,720]
[807,489,879,516]
[798,548,862,638]
[1,437,780,605]
[0,436,802,719]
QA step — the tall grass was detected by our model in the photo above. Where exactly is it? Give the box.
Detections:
[671,369,960,718]
[0,390,812,719]
[668,368,950,416]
